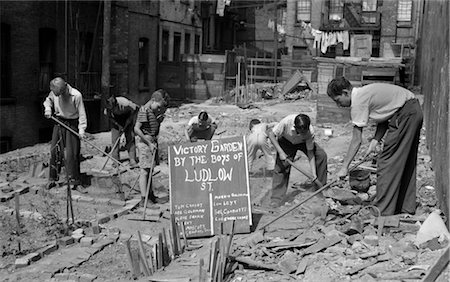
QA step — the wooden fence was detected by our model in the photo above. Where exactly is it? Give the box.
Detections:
[419,0,449,225]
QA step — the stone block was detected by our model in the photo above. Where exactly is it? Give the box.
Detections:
[95,198,111,205]
[38,243,58,256]
[72,233,85,242]
[80,237,94,247]
[79,273,98,282]
[72,228,84,235]
[23,252,41,262]
[92,221,101,234]
[15,257,30,268]
[54,272,70,281]
[348,233,363,244]
[97,214,111,224]
[58,236,75,247]
[110,199,126,206]
[115,207,130,217]
[71,195,82,202]
[78,196,95,203]
[363,235,379,246]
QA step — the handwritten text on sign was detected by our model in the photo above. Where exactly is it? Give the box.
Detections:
[169,137,251,238]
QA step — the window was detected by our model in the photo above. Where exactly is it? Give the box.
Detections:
[138,38,149,89]
[397,0,412,22]
[362,0,377,11]
[39,28,57,93]
[362,0,378,24]
[297,0,311,22]
[194,34,200,54]
[162,30,169,61]
[173,32,181,62]
[184,33,191,54]
[1,23,11,98]
[329,0,343,21]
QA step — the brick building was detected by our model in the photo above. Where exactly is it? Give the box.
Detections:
[0,1,103,153]
[0,0,204,152]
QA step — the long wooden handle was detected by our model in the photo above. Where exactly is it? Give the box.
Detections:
[259,157,371,230]
[51,116,129,172]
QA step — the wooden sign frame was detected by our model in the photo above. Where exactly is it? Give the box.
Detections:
[169,136,252,238]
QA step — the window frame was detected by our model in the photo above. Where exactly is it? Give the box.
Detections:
[138,37,149,90]
[397,0,412,22]
[328,0,343,21]
[296,0,311,23]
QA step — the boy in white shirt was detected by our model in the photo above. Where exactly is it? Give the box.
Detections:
[246,119,275,175]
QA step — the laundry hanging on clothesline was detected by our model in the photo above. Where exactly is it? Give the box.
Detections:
[318,30,350,53]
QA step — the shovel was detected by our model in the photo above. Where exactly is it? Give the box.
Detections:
[51,116,131,173]
[128,148,160,222]
[259,156,372,231]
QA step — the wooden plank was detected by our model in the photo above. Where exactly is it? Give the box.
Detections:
[421,247,449,282]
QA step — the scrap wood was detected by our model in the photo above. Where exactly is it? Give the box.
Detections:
[148,278,191,282]
[421,246,449,282]
[232,256,280,271]
[374,270,426,280]
[347,258,379,275]
[262,240,316,251]
[303,235,342,255]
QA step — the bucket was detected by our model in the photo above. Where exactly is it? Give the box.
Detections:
[349,169,370,193]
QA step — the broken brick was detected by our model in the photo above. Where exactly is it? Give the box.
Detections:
[38,243,58,256]
[78,273,98,282]
[22,252,41,262]
[91,221,101,234]
[72,233,85,242]
[363,235,379,246]
[57,236,75,247]
[14,257,30,268]
[303,235,342,254]
[80,237,94,247]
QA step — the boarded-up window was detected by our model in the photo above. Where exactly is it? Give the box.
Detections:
[162,30,170,61]
[184,33,191,54]
[173,32,181,62]
[397,0,412,22]
[39,28,57,93]
[1,23,11,98]
[329,0,343,21]
[297,0,311,22]
[139,38,149,89]
[195,34,200,54]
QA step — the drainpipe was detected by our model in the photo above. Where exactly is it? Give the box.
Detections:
[101,0,111,130]
[273,1,278,83]
[65,0,68,78]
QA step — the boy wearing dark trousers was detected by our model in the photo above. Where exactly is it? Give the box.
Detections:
[327,77,423,215]
[43,77,87,193]
[267,114,328,208]
[104,96,139,167]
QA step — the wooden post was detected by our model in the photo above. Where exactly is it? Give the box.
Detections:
[14,194,20,233]
[273,0,278,83]
[170,214,179,256]
[137,231,151,276]
[125,239,138,279]
[101,0,111,130]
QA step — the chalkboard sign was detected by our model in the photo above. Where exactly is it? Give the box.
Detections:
[169,136,252,238]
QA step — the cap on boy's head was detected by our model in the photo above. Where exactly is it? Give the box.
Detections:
[151,89,170,107]
[294,114,310,131]
[198,111,209,121]
[327,76,351,99]
[249,119,261,130]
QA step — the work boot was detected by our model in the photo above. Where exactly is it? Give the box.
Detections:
[46,181,57,190]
